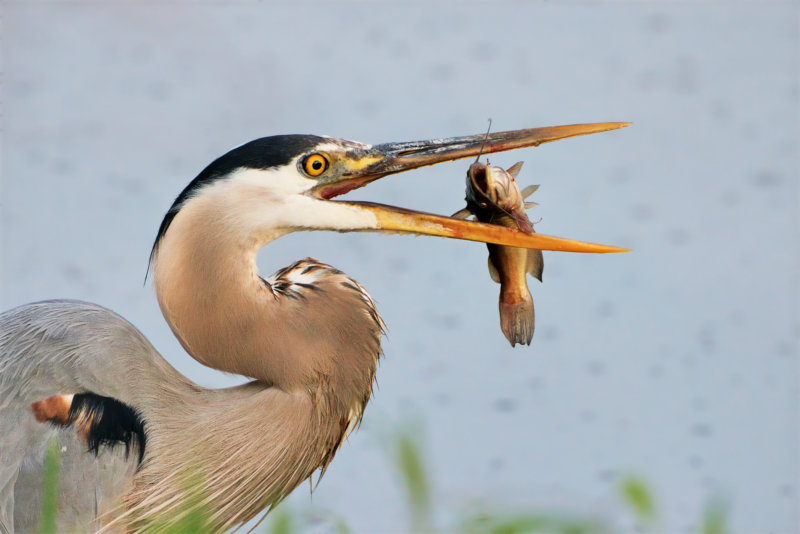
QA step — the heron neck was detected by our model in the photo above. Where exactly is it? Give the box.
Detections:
[152,190,308,388]
[151,183,382,397]
[145,181,382,528]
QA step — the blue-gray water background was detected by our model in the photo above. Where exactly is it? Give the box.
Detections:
[2,3,798,532]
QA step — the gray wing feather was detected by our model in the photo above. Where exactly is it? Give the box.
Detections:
[0,300,180,533]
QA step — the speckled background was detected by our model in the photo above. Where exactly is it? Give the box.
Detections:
[2,2,798,532]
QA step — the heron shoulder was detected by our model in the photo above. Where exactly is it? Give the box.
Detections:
[0,299,190,407]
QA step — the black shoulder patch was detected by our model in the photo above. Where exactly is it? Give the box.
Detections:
[68,393,148,465]
[147,134,325,273]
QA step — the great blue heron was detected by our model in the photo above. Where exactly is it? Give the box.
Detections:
[0,123,628,533]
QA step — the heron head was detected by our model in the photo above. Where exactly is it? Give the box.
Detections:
[150,123,630,267]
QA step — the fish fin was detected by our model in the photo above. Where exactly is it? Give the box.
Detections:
[524,202,539,210]
[506,161,524,179]
[526,248,544,282]
[451,208,473,219]
[512,213,534,235]
[487,256,501,284]
[520,184,540,199]
[499,289,535,347]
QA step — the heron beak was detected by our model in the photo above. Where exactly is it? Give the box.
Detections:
[364,122,630,178]
[342,202,629,253]
[315,123,631,253]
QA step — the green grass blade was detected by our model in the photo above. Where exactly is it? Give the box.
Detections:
[39,436,60,534]
[462,512,607,534]
[331,516,353,534]
[267,508,292,534]
[619,475,657,525]
[702,496,728,534]
[394,425,432,532]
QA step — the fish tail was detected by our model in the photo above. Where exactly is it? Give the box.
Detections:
[499,288,535,347]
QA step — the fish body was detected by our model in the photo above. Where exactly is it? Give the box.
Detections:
[457,161,543,346]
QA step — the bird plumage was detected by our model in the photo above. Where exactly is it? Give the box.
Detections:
[0,126,628,533]
[1,259,382,533]
[2,137,387,533]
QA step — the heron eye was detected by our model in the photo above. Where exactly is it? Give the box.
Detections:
[303,154,329,177]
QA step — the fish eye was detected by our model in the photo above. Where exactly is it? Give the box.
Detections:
[302,154,329,177]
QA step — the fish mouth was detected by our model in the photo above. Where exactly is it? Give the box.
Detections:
[466,161,536,236]
[470,162,490,197]
[312,123,632,254]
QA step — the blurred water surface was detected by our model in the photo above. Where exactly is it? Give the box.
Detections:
[2,3,797,532]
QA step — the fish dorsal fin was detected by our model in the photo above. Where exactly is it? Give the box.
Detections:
[526,248,544,282]
[520,184,540,199]
[506,161,524,179]
[451,208,473,220]
[488,255,501,284]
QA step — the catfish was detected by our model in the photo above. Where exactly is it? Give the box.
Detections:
[452,160,542,346]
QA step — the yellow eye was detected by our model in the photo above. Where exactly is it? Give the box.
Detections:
[303,154,329,177]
